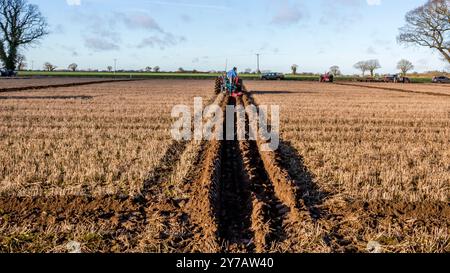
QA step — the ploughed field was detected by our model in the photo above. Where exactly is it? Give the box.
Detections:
[0,79,448,253]
[0,77,120,90]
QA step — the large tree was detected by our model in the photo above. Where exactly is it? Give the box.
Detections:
[43,62,55,71]
[398,0,450,63]
[329,65,341,76]
[68,63,78,72]
[397,59,414,75]
[354,61,369,76]
[291,64,298,75]
[366,59,381,77]
[0,0,48,70]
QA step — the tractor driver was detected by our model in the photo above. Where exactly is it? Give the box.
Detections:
[227,67,238,82]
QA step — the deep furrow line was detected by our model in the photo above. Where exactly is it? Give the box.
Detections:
[241,93,301,219]
[189,91,302,253]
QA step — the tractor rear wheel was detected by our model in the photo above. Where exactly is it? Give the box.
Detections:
[214,77,222,94]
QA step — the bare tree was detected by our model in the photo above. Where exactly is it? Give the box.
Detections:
[366,59,381,77]
[145,66,152,72]
[329,65,341,76]
[68,63,78,72]
[354,61,369,76]
[398,0,450,63]
[43,62,56,71]
[107,66,113,72]
[153,66,160,72]
[291,64,298,75]
[397,59,414,75]
[16,53,26,70]
[0,0,48,70]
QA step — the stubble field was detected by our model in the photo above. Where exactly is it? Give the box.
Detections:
[0,79,448,253]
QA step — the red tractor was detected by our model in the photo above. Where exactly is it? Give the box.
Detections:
[320,73,334,83]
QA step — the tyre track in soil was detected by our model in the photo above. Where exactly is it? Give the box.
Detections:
[187,91,304,253]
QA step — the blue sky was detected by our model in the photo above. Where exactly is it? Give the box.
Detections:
[23,0,448,74]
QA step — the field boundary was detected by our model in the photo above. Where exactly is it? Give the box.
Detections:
[0,79,139,93]
[334,82,450,98]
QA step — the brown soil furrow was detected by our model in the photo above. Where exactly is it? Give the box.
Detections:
[236,96,288,252]
[0,195,147,252]
[242,93,300,219]
[188,95,255,252]
[143,91,226,252]
[185,93,227,252]
[218,137,254,252]
[0,79,138,93]
[189,92,297,253]
[334,82,450,98]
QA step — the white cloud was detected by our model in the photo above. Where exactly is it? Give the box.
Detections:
[66,0,81,6]
[271,0,307,25]
[366,46,377,54]
[366,0,381,6]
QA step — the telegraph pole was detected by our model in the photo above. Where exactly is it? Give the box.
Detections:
[114,58,117,79]
[256,53,260,74]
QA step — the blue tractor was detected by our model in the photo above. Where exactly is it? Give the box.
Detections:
[215,74,244,97]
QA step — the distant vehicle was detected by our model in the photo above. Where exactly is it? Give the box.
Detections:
[384,74,411,83]
[261,72,284,80]
[432,76,450,83]
[0,69,17,77]
[320,73,334,83]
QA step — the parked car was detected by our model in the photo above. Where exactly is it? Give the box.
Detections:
[261,72,285,80]
[432,76,450,83]
[0,69,17,77]
[384,74,411,83]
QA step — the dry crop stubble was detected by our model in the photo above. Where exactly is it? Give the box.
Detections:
[0,79,216,252]
[0,79,448,253]
[0,80,213,197]
[246,81,449,252]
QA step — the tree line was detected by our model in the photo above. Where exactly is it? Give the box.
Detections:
[0,0,447,74]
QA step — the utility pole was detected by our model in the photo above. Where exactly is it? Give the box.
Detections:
[31,60,34,71]
[256,53,260,74]
[114,58,117,79]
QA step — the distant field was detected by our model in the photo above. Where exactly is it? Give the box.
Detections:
[18,71,321,80]
[18,71,433,83]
